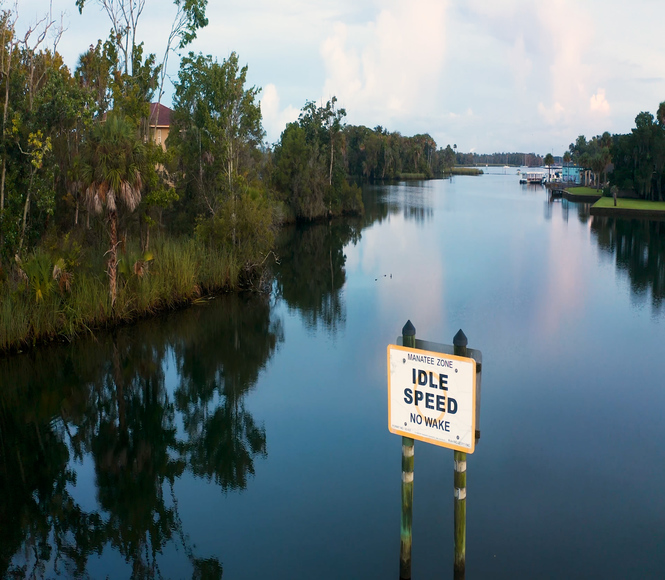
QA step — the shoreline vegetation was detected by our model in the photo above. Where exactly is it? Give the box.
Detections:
[558,100,665,217]
[0,235,243,353]
[363,167,484,181]
[7,0,664,356]
[0,3,494,355]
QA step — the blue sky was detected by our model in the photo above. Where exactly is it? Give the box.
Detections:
[15,0,665,155]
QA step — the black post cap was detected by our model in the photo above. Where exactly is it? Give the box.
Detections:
[453,329,468,347]
[402,320,416,337]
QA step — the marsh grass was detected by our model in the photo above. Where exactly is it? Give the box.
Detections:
[0,235,244,353]
[447,168,484,176]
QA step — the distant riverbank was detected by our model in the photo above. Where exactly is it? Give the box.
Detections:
[368,168,484,181]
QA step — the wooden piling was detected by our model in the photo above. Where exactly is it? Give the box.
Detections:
[453,329,468,580]
[400,320,416,580]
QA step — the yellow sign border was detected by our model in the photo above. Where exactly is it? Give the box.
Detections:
[387,344,477,454]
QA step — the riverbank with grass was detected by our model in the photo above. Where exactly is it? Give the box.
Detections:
[562,186,603,203]
[448,167,484,176]
[0,236,246,354]
[371,167,485,182]
[590,197,665,219]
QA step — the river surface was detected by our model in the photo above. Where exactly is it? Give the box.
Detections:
[2,172,665,579]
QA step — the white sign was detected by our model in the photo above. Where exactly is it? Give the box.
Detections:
[387,344,476,453]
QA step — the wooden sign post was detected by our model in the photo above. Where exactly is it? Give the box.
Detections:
[388,321,481,580]
[453,329,468,579]
[400,321,416,580]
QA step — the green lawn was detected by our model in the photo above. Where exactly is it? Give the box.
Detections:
[565,186,602,196]
[593,197,665,211]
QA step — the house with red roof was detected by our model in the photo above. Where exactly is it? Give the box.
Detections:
[149,102,172,150]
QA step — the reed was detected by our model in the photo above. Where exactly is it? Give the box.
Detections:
[447,167,483,176]
[0,235,251,354]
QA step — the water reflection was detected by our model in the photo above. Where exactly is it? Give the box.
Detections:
[361,186,397,227]
[576,202,591,223]
[0,347,104,578]
[173,297,281,490]
[363,183,434,225]
[591,217,665,311]
[544,197,591,225]
[274,222,361,334]
[0,293,282,578]
[273,185,434,336]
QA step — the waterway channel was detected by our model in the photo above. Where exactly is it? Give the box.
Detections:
[2,172,665,578]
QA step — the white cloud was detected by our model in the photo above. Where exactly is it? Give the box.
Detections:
[509,34,533,89]
[14,0,663,153]
[320,0,448,127]
[260,84,299,144]
[589,88,610,115]
[538,102,565,125]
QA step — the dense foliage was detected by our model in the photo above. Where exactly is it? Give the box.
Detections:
[454,151,545,167]
[567,101,665,200]
[273,98,363,220]
[609,106,665,200]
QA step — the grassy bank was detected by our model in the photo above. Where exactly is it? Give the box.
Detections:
[565,186,602,196]
[590,197,665,219]
[435,168,484,177]
[395,169,486,179]
[0,236,241,353]
[448,167,484,176]
[593,197,665,211]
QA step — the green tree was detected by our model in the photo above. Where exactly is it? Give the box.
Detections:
[0,10,67,260]
[169,51,273,272]
[75,0,209,130]
[273,122,326,219]
[75,40,113,119]
[273,98,362,220]
[170,52,263,217]
[442,144,456,173]
[544,153,554,181]
[633,112,655,199]
[81,114,145,307]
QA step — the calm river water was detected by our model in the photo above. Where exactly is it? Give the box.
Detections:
[2,172,665,579]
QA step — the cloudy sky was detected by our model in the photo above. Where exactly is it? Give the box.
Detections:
[14,0,665,155]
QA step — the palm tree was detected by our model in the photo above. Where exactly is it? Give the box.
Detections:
[544,153,554,182]
[82,114,145,307]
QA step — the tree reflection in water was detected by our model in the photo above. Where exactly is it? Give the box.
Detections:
[273,184,432,336]
[173,295,282,490]
[274,221,361,334]
[0,293,283,578]
[590,217,665,311]
[0,185,411,577]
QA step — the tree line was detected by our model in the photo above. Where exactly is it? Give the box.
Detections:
[567,101,665,199]
[454,151,545,167]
